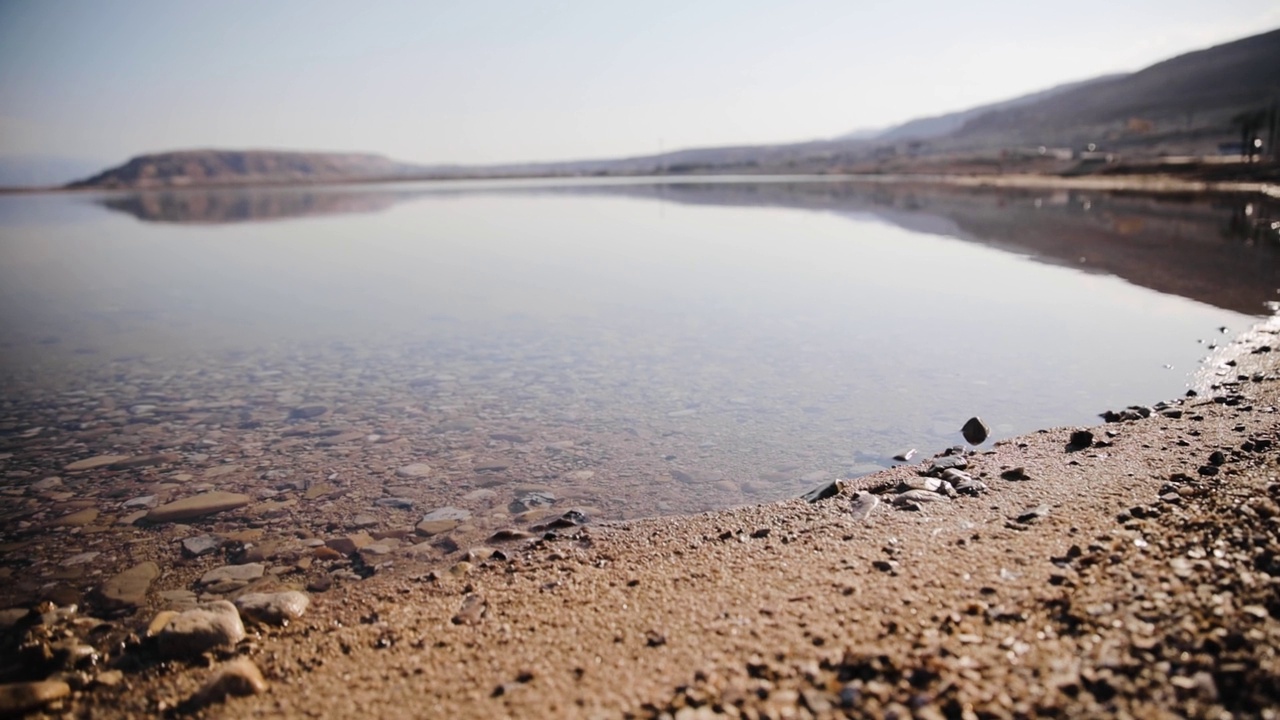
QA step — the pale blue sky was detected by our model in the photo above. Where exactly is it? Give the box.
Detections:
[1,0,1278,166]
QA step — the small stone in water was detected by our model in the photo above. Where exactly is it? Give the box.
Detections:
[961,417,990,445]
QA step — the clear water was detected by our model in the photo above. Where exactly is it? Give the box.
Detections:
[0,178,1275,517]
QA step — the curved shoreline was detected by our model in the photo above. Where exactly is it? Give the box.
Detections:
[27,315,1271,718]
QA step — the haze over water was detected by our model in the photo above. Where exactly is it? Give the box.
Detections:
[0,179,1273,517]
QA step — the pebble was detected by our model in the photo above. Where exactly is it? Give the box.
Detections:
[892,490,947,506]
[1014,504,1052,523]
[325,533,374,555]
[961,417,990,445]
[416,507,471,536]
[234,591,311,625]
[156,600,246,658]
[189,657,268,707]
[1068,429,1095,448]
[62,551,101,566]
[452,594,487,625]
[182,534,223,558]
[288,404,328,419]
[53,508,100,527]
[0,680,71,715]
[1000,467,1030,481]
[509,491,556,514]
[64,455,129,472]
[145,491,251,523]
[395,463,433,479]
[802,480,841,504]
[849,492,879,521]
[928,455,968,473]
[199,563,265,586]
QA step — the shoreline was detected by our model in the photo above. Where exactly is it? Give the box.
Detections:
[4,314,1275,717]
[3,168,1278,200]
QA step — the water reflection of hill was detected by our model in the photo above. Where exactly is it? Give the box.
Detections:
[97,181,1280,315]
[96,187,410,224]
[566,182,1280,317]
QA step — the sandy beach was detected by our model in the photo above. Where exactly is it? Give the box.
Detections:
[1,310,1275,719]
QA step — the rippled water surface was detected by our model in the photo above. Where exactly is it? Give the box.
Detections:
[1,179,1277,517]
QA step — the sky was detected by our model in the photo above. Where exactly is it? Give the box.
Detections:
[1,0,1279,167]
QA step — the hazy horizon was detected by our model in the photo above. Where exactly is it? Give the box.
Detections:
[2,0,1279,169]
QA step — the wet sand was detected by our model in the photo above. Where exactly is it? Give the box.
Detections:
[3,314,1280,718]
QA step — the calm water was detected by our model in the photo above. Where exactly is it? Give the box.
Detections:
[1,178,1277,516]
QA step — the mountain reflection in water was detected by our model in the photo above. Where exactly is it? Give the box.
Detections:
[93,179,1280,315]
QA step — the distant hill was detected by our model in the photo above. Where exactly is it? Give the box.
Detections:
[850,75,1124,143]
[66,150,434,189]
[947,28,1280,153]
[0,154,106,188]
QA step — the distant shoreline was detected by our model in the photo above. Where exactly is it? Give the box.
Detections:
[3,168,1279,199]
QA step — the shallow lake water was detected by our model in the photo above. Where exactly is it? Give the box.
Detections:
[1,178,1278,519]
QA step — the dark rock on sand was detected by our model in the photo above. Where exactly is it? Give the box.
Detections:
[802,480,841,504]
[1068,429,1095,449]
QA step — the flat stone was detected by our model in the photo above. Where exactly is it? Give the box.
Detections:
[32,477,63,491]
[110,453,179,470]
[350,514,378,528]
[97,561,160,610]
[892,449,916,462]
[53,508,99,526]
[928,455,968,473]
[156,601,246,658]
[961,417,990,445]
[123,495,158,508]
[303,483,337,500]
[315,431,365,446]
[288,405,328,420]
[395,463,433,479]
[199,563,265,586]
[325,532,374,555]
[234,591,310,625]
[62,551,101,566]
[416,507,470,536]
[182,534,222,558]
[190,657,267,707]
[64,455,129,472]
[373,497,414,509]
[898,477,943,493]
[0,680,71,715]
[146,491,250,523]
[892,489,947,505]
[509,491,555,514]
